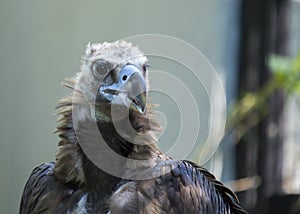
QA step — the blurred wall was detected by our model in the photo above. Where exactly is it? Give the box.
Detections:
[0,1,240,213]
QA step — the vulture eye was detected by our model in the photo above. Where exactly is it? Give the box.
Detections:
[93,60,110,78]
[142,64,149,76]
[142,64,147,72]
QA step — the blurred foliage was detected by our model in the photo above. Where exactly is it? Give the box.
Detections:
[227,52,300,139]
[269,53,300,95]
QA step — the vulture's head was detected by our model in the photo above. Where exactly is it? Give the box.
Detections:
[55,41,160,183]
[72,41,150,127]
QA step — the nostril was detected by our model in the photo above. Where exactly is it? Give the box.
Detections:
[122,75,127,81]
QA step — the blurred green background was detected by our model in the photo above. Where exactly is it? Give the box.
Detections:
[0,1,241,213]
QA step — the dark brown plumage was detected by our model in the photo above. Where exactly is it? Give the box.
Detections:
[20,41,247,214]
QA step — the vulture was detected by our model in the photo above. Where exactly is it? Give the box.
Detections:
[20,41,247,214]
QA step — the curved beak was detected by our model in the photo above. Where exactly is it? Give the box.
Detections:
[99,65,147,114]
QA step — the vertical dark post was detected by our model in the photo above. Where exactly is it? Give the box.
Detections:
[236,0,290,212]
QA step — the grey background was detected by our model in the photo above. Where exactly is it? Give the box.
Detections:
[0,1,240,213]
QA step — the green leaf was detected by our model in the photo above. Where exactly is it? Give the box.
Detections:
[269,55,293,74]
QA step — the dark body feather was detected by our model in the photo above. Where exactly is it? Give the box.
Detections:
[20,41,247,214]
[109,160,246,214]
[20,162,85,214]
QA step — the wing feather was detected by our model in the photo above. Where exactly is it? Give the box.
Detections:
[108,160,247,213]
[19,162,85,214]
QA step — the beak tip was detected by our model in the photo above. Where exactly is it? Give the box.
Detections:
[132,100,146,114]
[139,106,146,114]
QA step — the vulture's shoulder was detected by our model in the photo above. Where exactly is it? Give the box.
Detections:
[152,160,247,213]
[19,162,86,214]
[169,160,247,213]
[109,160,247,214]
